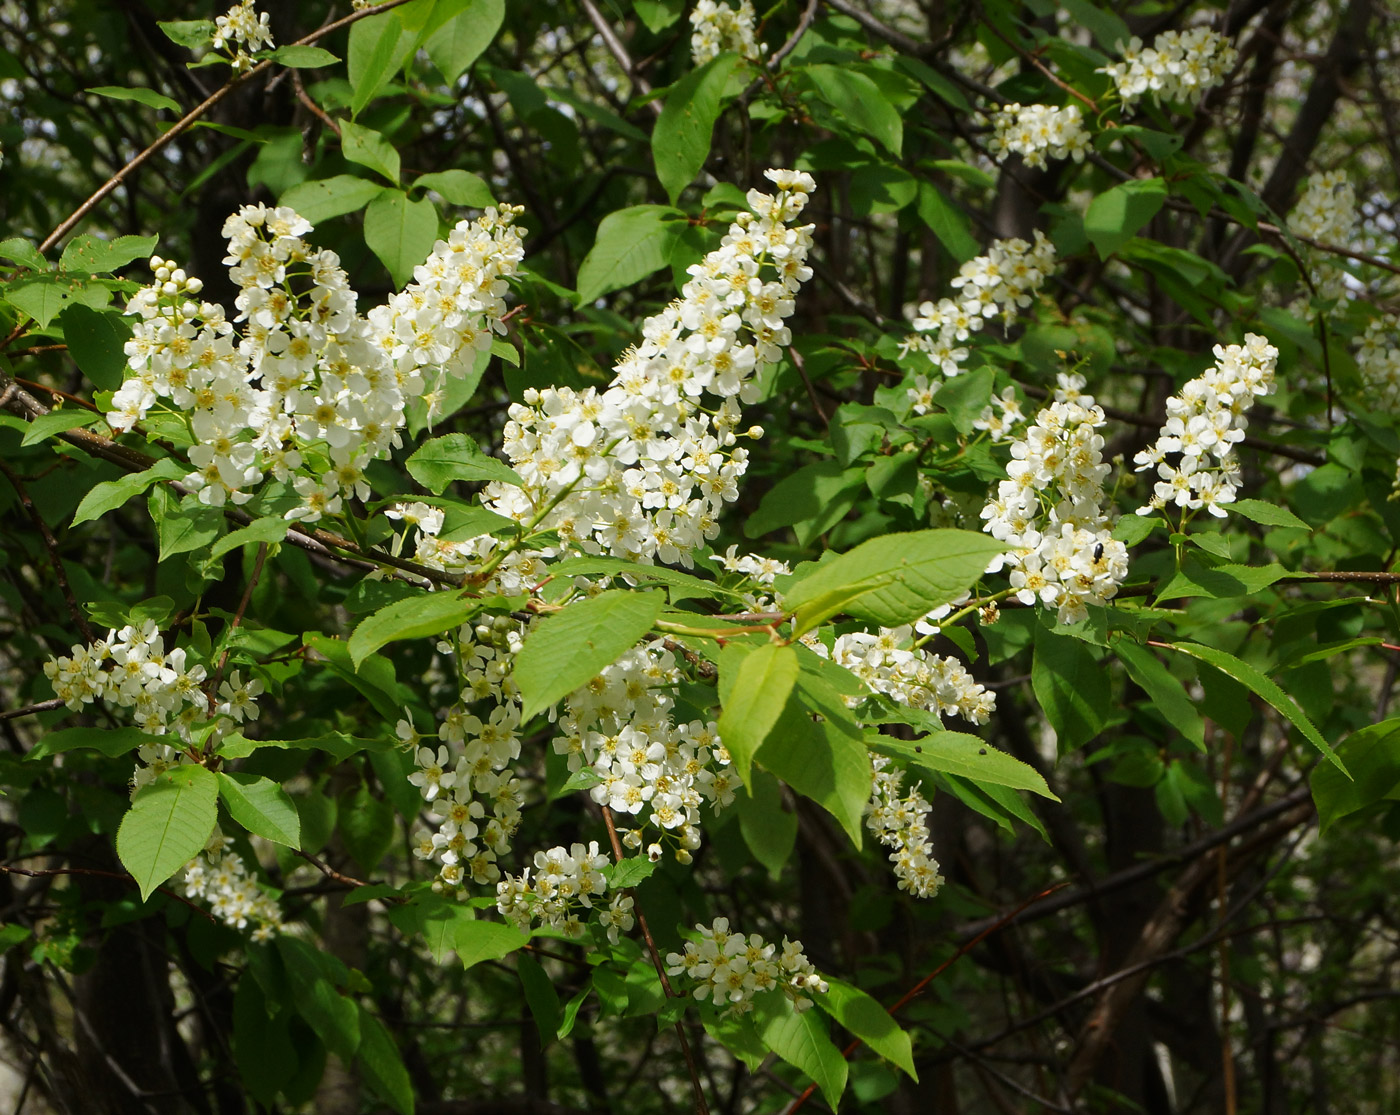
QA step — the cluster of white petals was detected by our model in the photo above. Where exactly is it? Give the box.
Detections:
[1133,334,1278,519]
[867,758,944,898]
[902,232,1057,413]
[690,0,764,65]
[666,918,827,1014]
[1357,315,1400,409]
[108,202,524,522]
[184,830,283,939]
[822,626,996,726]
[983,374,1129,624]
[987,102,1090,168]
[972,385,1027,443]
[496,841,634,941]
[210,0,273,71]
[1288,171,1355,305]
[1099,27,1237,109]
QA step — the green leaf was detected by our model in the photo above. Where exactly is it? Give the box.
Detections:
[115,764,219,901]
[341,119,401,184]
[348,7,419,116]
[1311,719,1400,830]
[60,233,158,274]
[755,993,847,1109]
[1057,0,1131,50]
[819,979,917,1080]
[7,276,99,330]
[60,303,133,392]
[517,955,562,1044]
[218,732,393,762]
[71,459,182,527]
[803,64,902,156]
[454,916,528,969]
[209,515,290,559]
[0,237,46,270]
[634,0,684,32]
[606,856,658,889]
[339,785,395,871]
[781,529,1003,635]
[1031,627,1109,750]
[280,175,386,224]
[652,52,742,204]
[1167,642,1346,771]
[413,169,495,207]
[152,490,224,560]
[425,0,504,84]
[356,1005,415,1115]
[736,770,797,878]
[546,555,732,601]
[1228,498,1310,531]
[271,45,340,69]
[576,205,683,302]
[27,726,167,763]
[217,772,301,847]
[406,432,523,492]
[514,590,665,720]
[365,190,439,289]
[89,85,180,113]
[19,407,103,447]
[866,722,1055,797]
[915,181,979,263]
[717,642,799,786]
[348,589,481,668]
[277,937,362,1062]
[745,459,866,543]
[1084,177,1167,259]
[1156,560,1291,603]
[158,19,215,49]
[1114,640,1206,750]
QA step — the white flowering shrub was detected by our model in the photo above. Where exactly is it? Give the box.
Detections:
[4,1,1400,1112]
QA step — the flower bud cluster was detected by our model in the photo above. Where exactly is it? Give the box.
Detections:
[902,232,1057,413]
[1099,27,1237,109]
[987,102,1090,168]
[210,0,273,72]
[184,829,283,939]
[867,757,944,898]
[690,0,764,65]
[1132,334,1278,520]
[108,202,523,522]
[495,841,630,940]
[824,626,996,726]
[665,918,827,1014]
[983,374,1129,624]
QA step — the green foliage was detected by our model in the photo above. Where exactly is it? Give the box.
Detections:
[116,765,219,900]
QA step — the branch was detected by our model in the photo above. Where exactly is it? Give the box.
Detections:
[577,0,662,116]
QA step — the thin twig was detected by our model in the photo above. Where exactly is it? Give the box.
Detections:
[578,0,662,115]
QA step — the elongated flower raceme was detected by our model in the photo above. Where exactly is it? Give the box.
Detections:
[1098,27,1237,109]
[690,0,764,65]
[987,102,1090,168]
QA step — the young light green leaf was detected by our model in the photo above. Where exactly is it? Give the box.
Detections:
[348,7,418,116]
[270,45,339,69]
[1085,177,1167,259]
[576,205,683,303]
[454,916,529,970]
[1228,498,1310,531]
[0,237,46,271]
[819,979,917,1080]
[19,407,104,446]
[348,590,481,668]
[116,764,219,901]
[280,175,386,224]
[424,0,504,84]
[1168,641,1346,771]
[652,52,742,204]
[717,642,799,786]
[59,233,158,274]
[89,85,181,113]
[27,726,168,763]
[364,189,439,287]
[71,459,184,527]
[158,19,215,49]
[405,432,523,492]
[514,590,665,720]
[413,169,495,208]
[209,515,290,559]
[755,993,848,1109]
[870,731,1056,797]
[803,64,903,156]
[782,529,1003,635]
[217,772,302,847]
[341,119,401,184]
[1156,561,1291,604]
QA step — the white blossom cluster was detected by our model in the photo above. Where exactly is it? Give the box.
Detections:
[391,170,816,589]
[1132,334,1278,519]
[665,917,827,1014]
[210,0,273,72]
[107,202,524,522]
[1099,27,1237,109]
[184,829,283,940]
[972,385,1027,443]
[1356,315,1400,410]
[823,626,996,726]
[902,231,1057,414]
[690,0,764,65]
[1288,171,1356,305]
[405,624,528,894]
[553,643,737,864]
[982,374,1129,624]
[496,841,635,942]
[987,102,1090,168]
[713,544,791,609]
[867,757,944,898]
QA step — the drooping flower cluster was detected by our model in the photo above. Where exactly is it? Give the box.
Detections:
[495,841,634,941]
[867,758,944,898]
[902,232,1057,413]
[553,643,737,864]
[665,918,827,1014]
[982,374,1129,624]
[1099,27,1237,109]
[210,0,273,72]
[972,385,1028,443]
[690,0,764,65]
[1133,334,1279,520]
[1288,171,1356,305]
[1356,315,1400,410]
[107,202,524,522]
[184,830,284,940]
[823,626,996,726]
[987,102,1090,168]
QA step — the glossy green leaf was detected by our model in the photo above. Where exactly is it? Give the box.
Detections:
[755,992,847,1109]
[1311,719,1400,830]
[116,764,219,900]
[405,432,523,492]
[736,770,798,878]
[653,52,742,203]
[1229,498,1310,530]
[341,119,401,184]
[270,45,339,69]
[1085,177,1167,259]
[576,205,683,302]
[364,189,439,287]
[71,459,183,527]
[217,771,302,847]
[89,85,180,113]
[280,175,386,224]
[1114,640,1206,750]
[348,6,419,116]
[348,589,481,668]
[356,1005,414,1114]
[819,978,917,1080]
[1031,626,1110,750]
[425,0,504,84]
[869,727,1055,797]
[413,169,495,207]
[60,303,133,391]
[27,726,167,763]
[717,642,799,786]
[454,916,529,969]
[59,233,157,274]
[804,64,902,156]
[517,954,562,1044]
